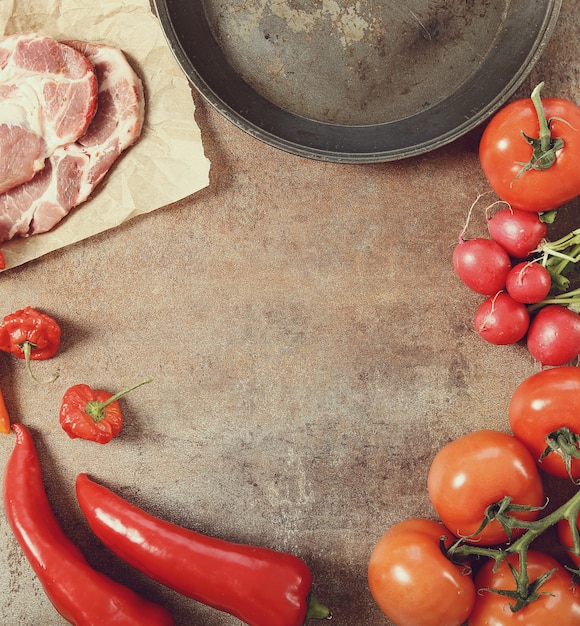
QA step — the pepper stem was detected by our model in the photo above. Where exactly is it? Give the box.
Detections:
[305,594,331,621]
[85,378,153,422]
[21,341,59,384]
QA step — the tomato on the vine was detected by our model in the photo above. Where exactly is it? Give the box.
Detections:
[468,550,580,625]
[368,518,475,626]
[427,430,544,545]
[509,367,580,480]
[479,84,580,212]
[557,512,580,568]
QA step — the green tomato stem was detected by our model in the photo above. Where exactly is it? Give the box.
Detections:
[516,82,564,174]
[531,82,552,153]
[448,488,580,610]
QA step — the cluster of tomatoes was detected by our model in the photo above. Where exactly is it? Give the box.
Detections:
[452,204,580,366]
[368,366,580,626]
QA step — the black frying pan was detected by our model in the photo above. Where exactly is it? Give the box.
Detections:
[153,0,562,163]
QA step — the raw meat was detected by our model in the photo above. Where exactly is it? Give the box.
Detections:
[0,41,145,241]
[0,33,98,194]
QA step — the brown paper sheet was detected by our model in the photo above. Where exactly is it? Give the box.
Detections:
[0,0,211,270]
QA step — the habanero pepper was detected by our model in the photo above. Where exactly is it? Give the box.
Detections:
[0,306,61,383]
[3,424,175,626]
[76,473,331,626]
[60,378,153,444]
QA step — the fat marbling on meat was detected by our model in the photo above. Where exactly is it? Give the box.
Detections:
[0,33,98,195]
[0,40,145,242]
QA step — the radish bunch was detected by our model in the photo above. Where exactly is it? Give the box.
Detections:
[453,203,580,366]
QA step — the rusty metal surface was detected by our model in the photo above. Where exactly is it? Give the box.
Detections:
[155,0,561,160]
[204,0,507,125]
[0,1,579,624]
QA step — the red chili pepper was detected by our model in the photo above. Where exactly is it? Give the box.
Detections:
[76,473,331,626]
[60,378,152,444]
[0,387,10,434]
[0,250,5,270]
[4,424,175,626]
[0,306,61,383]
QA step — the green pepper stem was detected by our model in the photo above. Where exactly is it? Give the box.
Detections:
[85,378,153,422]
[305,594,331,621]
[100,377,153,408]
[21,342,59,384]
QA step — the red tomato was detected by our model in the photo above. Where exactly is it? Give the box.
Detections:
[527,305,580,366]
[427,430,544,546]
[487,208,548,258]
[505,262,551,304]
[480,90,580,212]
[474,291,529,345]
[557,513,580,568]
[453,238,511,295]
[509,366,580,480]
[368,518,476,626]
[468,550,580,625]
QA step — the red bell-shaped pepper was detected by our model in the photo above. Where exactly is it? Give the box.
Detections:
[59,378,152,444]
[0,306,61,383]
[3,424,175,626]
[76,473,330,626]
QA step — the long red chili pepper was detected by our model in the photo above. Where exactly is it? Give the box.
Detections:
[3,424,175,626]
[0,387,10,434]
[76,473,331,626]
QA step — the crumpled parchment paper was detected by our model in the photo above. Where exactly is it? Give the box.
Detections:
[0,0,211,270]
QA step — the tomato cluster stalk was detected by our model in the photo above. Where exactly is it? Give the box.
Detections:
[446,489,580,611]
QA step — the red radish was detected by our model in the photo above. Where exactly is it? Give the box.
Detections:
[487,208,548,258]
[474,291,529,345]
[527,305,580,366]
[506,262,552,304]
[453,238,511,295]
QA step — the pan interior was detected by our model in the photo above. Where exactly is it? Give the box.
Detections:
[202,0,509,126]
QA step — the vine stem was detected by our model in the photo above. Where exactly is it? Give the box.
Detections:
[447,489,580,610]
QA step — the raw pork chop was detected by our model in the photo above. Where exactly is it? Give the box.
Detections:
[0,33,98,194]
[0,41,145,241]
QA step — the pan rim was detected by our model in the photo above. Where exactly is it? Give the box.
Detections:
[153,0,563,163]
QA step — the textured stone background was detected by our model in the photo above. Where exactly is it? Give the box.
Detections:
[0,1,579,624]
